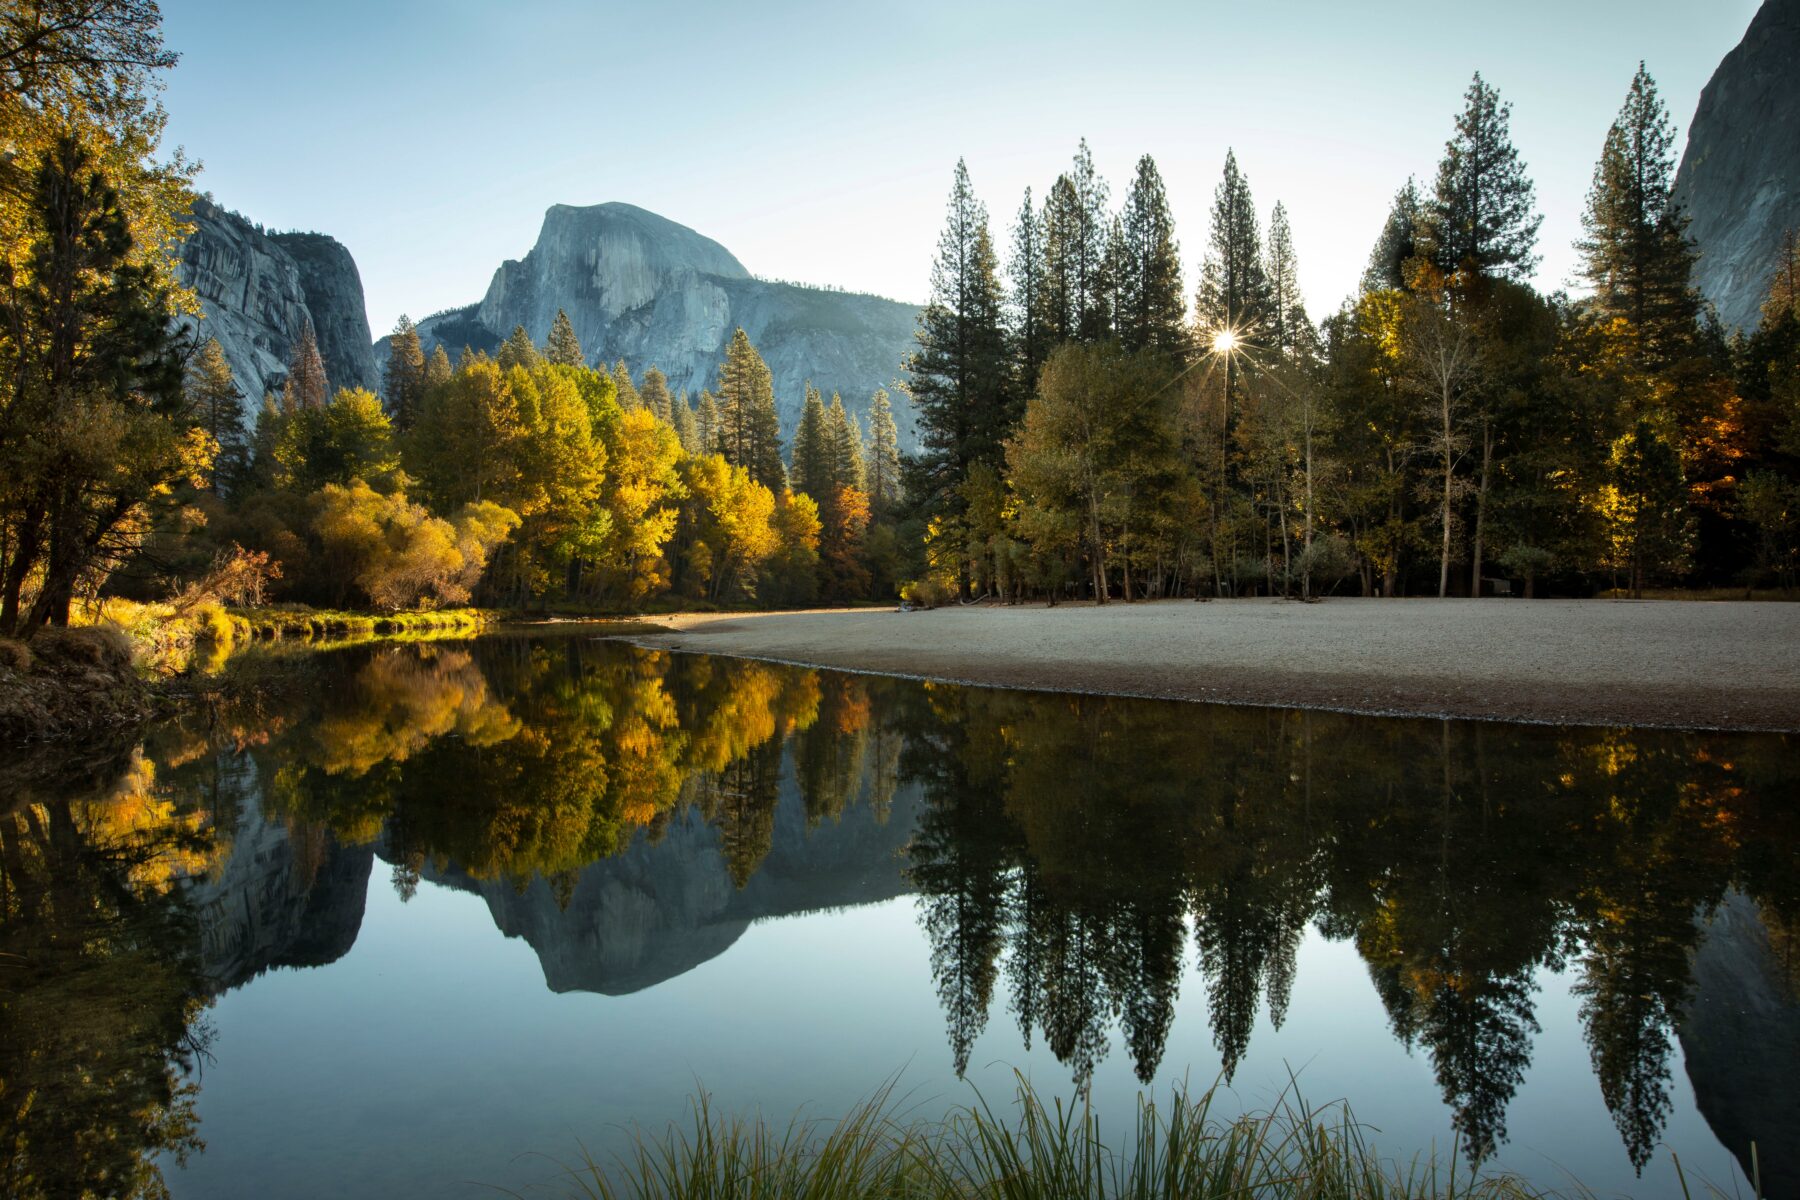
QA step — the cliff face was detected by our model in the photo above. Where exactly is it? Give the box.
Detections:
[1677,890,1800,1199]
[426,772,925,996]
[271,231,379,395]
[1672,0,1800,332]
[405,202,919,441]
[184,758,375,993]
[178,199,378,415]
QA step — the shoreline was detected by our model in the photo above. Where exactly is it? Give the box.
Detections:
[620,598,1800,732]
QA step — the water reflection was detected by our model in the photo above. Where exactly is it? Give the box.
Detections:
[1,634,1796,1195]
[0,749,218,1199]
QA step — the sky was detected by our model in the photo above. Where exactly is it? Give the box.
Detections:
[156,0,1763,339]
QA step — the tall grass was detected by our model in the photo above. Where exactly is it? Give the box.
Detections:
[73,597,493,675]
[533,1074,1697,1200]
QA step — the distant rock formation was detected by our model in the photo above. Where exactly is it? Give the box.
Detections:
[423,773,925,996]
[400,202,919,441]
[185,760,375,993]
[1672,0,1800,332]
[177,198,379,415]
[1677,889,1799,1199]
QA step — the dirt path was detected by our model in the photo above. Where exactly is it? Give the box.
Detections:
[624,598,1800,731]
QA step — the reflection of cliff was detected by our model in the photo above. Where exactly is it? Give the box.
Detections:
[1678,890,1800,1200]
[419,766,924,995]
[185,759,375,992]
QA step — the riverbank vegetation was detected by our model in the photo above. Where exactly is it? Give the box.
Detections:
[544,1077,1577,1200]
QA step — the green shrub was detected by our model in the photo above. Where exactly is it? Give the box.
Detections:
[901,578,953,609]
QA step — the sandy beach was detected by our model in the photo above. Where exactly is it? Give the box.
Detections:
[627,598,1800,731]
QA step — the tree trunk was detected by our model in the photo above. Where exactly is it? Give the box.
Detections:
[1469,419,1491,598]
[1088,489,1108,605]
[1439,388,1453,599]
[1302,418,1315,600]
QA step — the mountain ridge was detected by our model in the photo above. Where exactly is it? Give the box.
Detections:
[395,201,920,442]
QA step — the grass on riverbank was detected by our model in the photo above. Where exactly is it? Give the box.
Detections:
[0,600,496,742]
[74,598,493,675]
[532,1076,1743,1200]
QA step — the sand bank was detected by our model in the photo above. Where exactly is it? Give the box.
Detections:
[626,598,1800,731]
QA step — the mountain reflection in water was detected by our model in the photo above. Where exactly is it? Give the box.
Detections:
[1,633,1795,1199]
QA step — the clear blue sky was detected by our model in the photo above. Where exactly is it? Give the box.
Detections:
[157,0,1762,338]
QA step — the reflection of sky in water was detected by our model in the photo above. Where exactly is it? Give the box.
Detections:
[169,840,1749,1200]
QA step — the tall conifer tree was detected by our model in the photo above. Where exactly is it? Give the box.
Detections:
[1362,179,1424,293]
[697,389,721,453]
[904,159,1012,523]
[498,324,542,370]
[827,393,864,491]
[1576,63,1699,370]
[544,308,585,366]
[715,328,785,491]
[672,390,700,451]
[1069,139,1112,340]
[1264,203,1308,356]
[1041,175,1082,344]
[1114,154,1187,356]
[640,365,675,423]
[281,317,328,412]
[384,314,426,429]
[187,338,247,491]
[1421,73,1542,282]
[1196,150,1273,340]
[862,388,903,516]
[612,360,641,410]
[791,383,832,496]
[1008,188,1051,387]
[424,344,453,388]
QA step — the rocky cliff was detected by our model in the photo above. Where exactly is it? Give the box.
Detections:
[184,758,375,993]
[422,770,925,996]
[1672,0,1800,332]
[403,202,919,441]
[177,198,379,415]
[1677,890,1799,1199]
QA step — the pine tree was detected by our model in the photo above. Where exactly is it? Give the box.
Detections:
[697,388,721,453]
[1196,150,1273,341]
[1362,179,1423,293]
[1264,203,1308,356]
[544,308,585,366]
[791,383,832,496]
[497,324,542,371]
[905,159,1013,523]
[640,365,674,423]
[862,388,903,516]
[715,328,785,491]
[1114,154,1187,356]
[383,314,426,430]
[1041,175,1081,345]
[1765,229,1800,324]
[1421,73,1542,282]
[424,344,453,388]
[1577,63,1699,370]
[672,389,700,452]
[827,393,864,491]
[612,360,641,410]
[1008,188,1051,387]
[281,317,328,412]
[186,338,247,491]
[1069,139,1112,341]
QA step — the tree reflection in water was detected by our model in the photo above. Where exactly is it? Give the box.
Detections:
[895,684,1798,1168]
[2,634,1794,1185]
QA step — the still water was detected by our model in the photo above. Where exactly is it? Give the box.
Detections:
[2,632,1795,1198]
